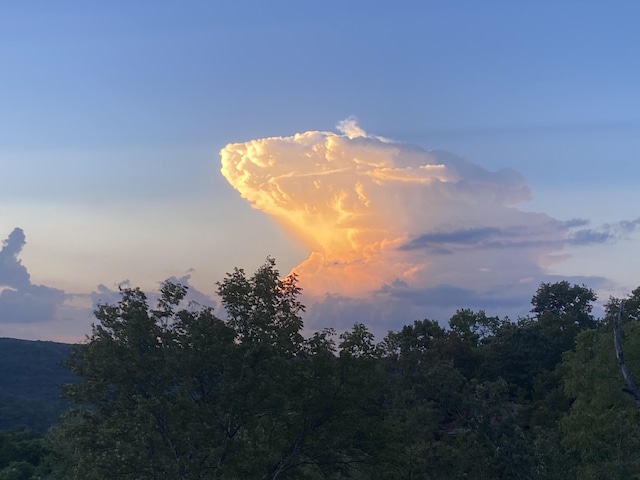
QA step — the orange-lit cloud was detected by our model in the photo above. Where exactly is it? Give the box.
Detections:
[220,119,610,331]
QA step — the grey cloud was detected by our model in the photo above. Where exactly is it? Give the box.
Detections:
[304,281,532,339]
[304,293,402,334]
[568,217,640,246]
[430,150,528,192]
[90,271,216,312]
[560,218,590,228]
[400,226,508,251]
[402,217,640,253]
[618,218,640,234]
[379,278,409,292]
[377,282,534,312]
[400,224,564,252]
[303,284,529,341]
[424,150,531,205]
[0,228,67,324]
[165,271,217,309]
[0,227,216,333]
[304,273,611,341]
[90,281,131,307]
[379,274,607,312]
[568,229,613,246]
[0,285,66,324]
[383,284,504,308]
[0,228,31,290]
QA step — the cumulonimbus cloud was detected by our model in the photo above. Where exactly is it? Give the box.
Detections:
[220,119,620,332]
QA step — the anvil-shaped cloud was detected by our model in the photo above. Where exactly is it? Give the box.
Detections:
[220,119,615,332]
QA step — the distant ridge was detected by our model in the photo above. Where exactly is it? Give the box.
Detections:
[0,337,76,432]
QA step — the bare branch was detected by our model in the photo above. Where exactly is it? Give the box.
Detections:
[613,303,640,410]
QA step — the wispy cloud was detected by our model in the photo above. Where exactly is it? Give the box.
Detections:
[400,217,640,252]
[568,218,640,246]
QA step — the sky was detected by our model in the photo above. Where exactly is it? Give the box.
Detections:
[2,1,640,342]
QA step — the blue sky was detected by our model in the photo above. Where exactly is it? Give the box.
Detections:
[1,1,640,341]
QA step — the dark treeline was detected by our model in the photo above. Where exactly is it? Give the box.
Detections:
[3,258,640,479]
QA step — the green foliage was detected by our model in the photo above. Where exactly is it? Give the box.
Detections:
[217,256,304,356]
[29,271,639,478]
[561,322,640,478]
[51,260,389,479]
[0,428,52,480]
[532,281,598,360]
[0,339,74,432]
[531,281,596,320]
[51,282,245,478]
[379,332,468,479]
[449,309,503,347]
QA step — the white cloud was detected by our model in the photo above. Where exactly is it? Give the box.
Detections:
[220,119,614,335]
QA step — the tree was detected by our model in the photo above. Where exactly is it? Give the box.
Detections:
[531,281,597,335]
[561,323,640,478]
[216,257,304,356]
[50,259,390,479]
[379,320,473,479]
[0,428,51,480]
[449,309,503,347]
[527,281,598,376]
[51,282,240,479]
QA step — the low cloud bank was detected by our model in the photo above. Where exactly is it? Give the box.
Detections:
[0,228,215,342]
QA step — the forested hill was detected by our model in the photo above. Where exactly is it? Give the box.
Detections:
[0,338,75,432]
